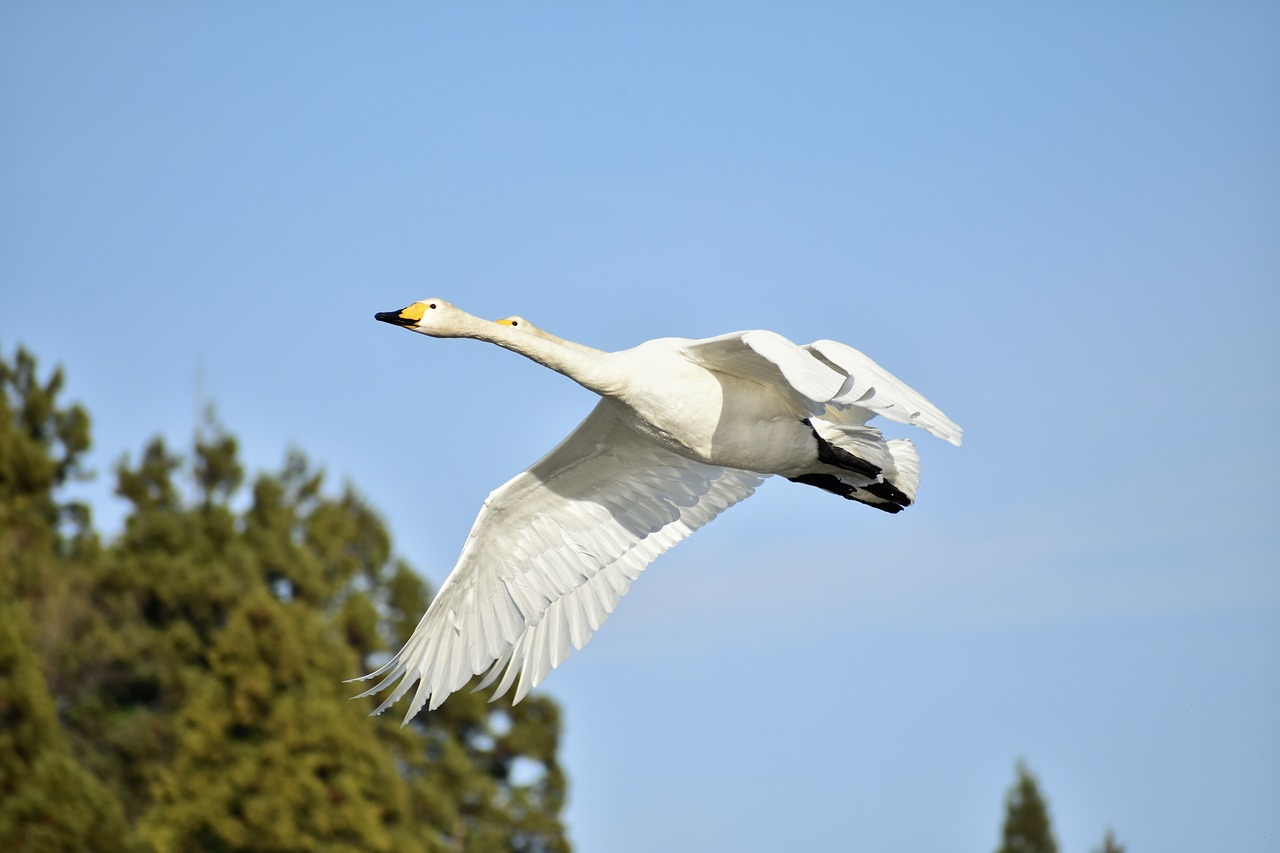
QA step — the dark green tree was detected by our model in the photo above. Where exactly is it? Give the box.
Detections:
[138,586,419,852]
[0,346,131,851]
[0,346,571,851]
[0,346,93,609]
[0,600,133,851]
[995,761,1058,853]
[1092,828,1125,853]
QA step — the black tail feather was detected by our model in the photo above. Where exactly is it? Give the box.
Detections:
[787,474,906,514]
[806,419,882,478]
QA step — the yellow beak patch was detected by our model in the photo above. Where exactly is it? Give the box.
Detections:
[398,302,427,322]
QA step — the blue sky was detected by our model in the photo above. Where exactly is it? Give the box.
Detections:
[3,2,1278,851]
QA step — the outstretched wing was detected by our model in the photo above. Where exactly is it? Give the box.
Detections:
[680,330,847,416]
[805,340,963,446]
[352,401,765,722]
[679,330,962,446]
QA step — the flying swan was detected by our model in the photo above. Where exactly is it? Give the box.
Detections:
[356,299,961,722]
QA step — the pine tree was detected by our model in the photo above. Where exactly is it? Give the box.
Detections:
[0,346,93,601]
[98,427,570,850]
[138,587,419,852]
[995,761,1058,853]
[0,346,131,851]
[1092,828,1125,853]
[0,346,572,851]
[0,600,134,851]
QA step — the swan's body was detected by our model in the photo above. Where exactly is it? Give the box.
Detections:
[358,300,961,722]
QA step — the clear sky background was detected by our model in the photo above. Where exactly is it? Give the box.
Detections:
[3,3,1278,851]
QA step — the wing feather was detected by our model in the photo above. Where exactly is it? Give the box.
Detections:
[679,331,960,446]
[679,331,845,415]
[353,400,764,722]
[805,340,963,445]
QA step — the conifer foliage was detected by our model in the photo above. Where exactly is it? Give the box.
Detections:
[995,762,1058,853]
[1092,829,1125,853]
[0,346,570,852]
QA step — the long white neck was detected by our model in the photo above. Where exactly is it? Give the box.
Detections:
[453,313,621,397]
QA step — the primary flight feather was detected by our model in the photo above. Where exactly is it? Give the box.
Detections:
[356,300,961,723]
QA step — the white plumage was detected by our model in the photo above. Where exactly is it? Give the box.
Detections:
[356,300,961,722]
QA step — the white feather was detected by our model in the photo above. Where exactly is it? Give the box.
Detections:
[353,402,763,721]
[357,301,961,721]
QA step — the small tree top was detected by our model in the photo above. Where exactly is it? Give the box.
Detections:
[995,761,1059,853]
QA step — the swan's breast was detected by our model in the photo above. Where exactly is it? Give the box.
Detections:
[608,344,812,473]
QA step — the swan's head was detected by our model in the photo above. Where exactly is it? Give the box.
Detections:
[375,299,474,338]
[496,314,594,354]
[497,315,553,339]
[496,315,533,331]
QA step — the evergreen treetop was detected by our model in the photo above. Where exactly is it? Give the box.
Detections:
[0,345,571,852]
[995,761,1059,853]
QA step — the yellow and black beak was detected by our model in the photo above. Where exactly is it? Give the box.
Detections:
[374,302,426,328]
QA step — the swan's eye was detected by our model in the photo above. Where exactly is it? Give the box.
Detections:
[429,303,437,309]
[511,320,519,327]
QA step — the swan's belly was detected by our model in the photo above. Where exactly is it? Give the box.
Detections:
[608,366,814,475]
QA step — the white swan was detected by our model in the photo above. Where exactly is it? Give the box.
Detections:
[356,299,961,722]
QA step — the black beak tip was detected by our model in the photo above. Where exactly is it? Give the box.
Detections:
[375,310,409,326]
